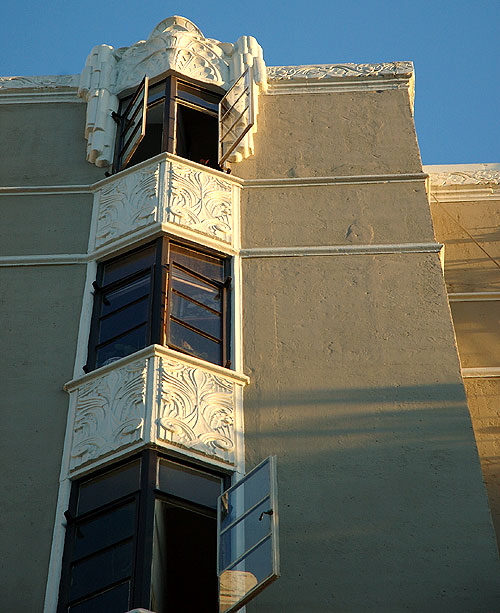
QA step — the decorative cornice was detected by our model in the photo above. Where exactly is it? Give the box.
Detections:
[462,367,500,379]
[267,62,413,82]
[0,74,79,91]
[79,16,267,168]
[425,165,500,202]
[429,171,500,187]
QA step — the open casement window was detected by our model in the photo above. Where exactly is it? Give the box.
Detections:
[218,456,279,613]
[57,451,228,613]
[218,68,255,167]
[85,238,230,371]
[113,72,224,173]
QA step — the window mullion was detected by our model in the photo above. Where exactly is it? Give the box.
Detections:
[163,76,176,154]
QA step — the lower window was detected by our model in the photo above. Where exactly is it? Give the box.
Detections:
[57,452,226,613]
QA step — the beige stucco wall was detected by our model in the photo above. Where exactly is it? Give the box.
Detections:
[430,188,500,557]
[0,99,93,611]
[239,89,500,610]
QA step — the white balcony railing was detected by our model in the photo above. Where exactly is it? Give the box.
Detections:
[64,345,248,476]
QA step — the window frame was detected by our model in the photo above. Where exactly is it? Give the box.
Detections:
[113,70,226,173]
[85,237,231,372]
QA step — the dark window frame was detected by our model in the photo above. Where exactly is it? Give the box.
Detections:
[57,451,230,613]
[85,237,231,372]
[113,70,225,174]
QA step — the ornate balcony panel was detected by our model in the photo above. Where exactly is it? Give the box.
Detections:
[92,154,241,254]
[65,346,248,476]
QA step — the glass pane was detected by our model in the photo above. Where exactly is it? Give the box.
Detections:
[220,499,271,570]
[151,501,218,613]
[219,537,273,613]
[69,582,130,613]
[95,323,149,368]
[99,297,150,344]
[147,81,167,104]
[177,81,221,112]
[158,460,222,509]
[220,462,270,529]
[73,502,136,560]
[172,266,221,312]
[171,293,222,339]
[102,274,151,316]
[169,320,221,364]
[69,540,134,602]
[77,460,141,515]
[170,244,225,283]
[102,245,156,285]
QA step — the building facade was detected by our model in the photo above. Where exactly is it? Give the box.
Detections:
[1,16,500,612]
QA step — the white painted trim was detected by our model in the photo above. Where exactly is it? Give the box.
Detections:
[462,367,500,379]
[240,242,443,259]
[268,77,411,96]
[64,344,249,392]
[72,260,97,379]
[0,91,82,104]
[243,173,427,188]
[0,185,92,195]
[449,292,500,302]
[428,187,500,203]
[0,254,88,266]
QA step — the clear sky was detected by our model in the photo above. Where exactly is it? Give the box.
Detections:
[1,0,498,165]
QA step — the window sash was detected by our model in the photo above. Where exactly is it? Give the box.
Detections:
[116,76,149,170]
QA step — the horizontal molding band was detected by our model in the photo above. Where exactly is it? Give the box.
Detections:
[0,254,88,266]
[268,77,411,96]
[0,172,428,195]
[462,367,500,379]
[240,242,442,258]
[0,92,82,104]
[449,292,500,302]
[244,172,427,188]
[0,185,92,195]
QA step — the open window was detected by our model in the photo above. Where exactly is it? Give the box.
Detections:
[113,72,224,173]
[85,238,230,372]
[113,69,255,173]
[57,453,278,613]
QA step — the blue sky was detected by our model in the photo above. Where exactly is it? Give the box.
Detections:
[1,0,498,165]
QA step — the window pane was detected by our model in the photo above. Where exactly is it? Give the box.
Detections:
[69,540,134,602]
[73,502,136,560]
[219,537,273,613]
[69,582,130,613]
[220,499,272,570]
[95,323,149,368]
[101,274,151,316]
[169,320,221,364]
[170,244,225,283]
[220,462,270,528]
[99,297,150,344]
[177,81,221,112]
[77,460,141,515]
[158,460,222,509]
[171,293,222,339]
[172,266,222,312]
[102,245,156,285]
[147,81,167,104]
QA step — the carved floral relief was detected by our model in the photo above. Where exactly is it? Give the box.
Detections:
[94,166,159,248]
[429,170,500,187]
[165,161,233,243]
[156,356,236,463]
[69,359,147,470]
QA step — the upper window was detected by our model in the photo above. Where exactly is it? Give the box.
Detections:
[113,69,255,173]
[86,238,230,372]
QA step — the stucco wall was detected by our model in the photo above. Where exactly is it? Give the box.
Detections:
[0,102,104,186]
[239,89,500,610]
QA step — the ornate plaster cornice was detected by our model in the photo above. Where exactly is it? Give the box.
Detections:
[428,170,500,187]
[0,74,79,90]
[78,16,267,168]
[267,61,413,82]
[425,164,500,202]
